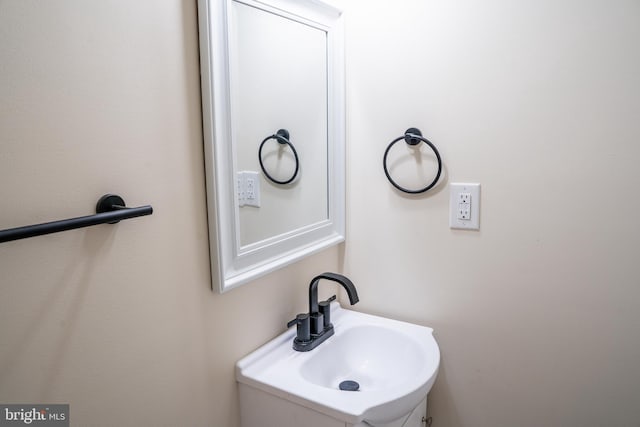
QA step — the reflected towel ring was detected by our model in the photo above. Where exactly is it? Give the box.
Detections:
[383,128,442,194]
[258,129,300,185]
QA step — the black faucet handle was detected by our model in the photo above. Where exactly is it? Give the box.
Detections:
[320,295,337,305]
[287,314,301,328]
[319,295,336,329]
[287,313,311,343]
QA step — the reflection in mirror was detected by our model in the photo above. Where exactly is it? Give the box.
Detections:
[232,1,328,247]
[198,0,345,292]
[257,129,300,186]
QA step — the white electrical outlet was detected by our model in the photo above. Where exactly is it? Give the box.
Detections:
[457,192,471,220]
[450,183,480,230]
[237,175,245,207]
[237,171,261,208]
[244,171,261,207]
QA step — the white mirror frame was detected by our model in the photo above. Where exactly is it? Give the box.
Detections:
[198,0,345,292]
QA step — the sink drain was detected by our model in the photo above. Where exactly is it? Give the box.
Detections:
[339,380,360,391]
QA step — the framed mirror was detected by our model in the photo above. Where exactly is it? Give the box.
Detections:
[198,0,345,292]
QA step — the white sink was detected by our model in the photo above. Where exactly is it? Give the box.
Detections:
[236,303,440,425]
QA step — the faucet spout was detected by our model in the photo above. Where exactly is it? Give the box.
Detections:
[309,272,359,315]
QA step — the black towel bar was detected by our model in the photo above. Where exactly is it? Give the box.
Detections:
[0,194,153,243]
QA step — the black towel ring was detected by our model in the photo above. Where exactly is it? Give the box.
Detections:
[383,128,442,194]
[258,129,300,185]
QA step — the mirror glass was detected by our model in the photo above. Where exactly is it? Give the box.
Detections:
[198,0,345,292]
[231,1,328,246]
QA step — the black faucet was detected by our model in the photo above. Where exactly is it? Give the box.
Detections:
[287,273,359,352]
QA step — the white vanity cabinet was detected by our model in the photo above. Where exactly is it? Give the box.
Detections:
[239,383,428,427]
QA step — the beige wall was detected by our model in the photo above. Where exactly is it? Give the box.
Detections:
[0,1,339,426]
[340,0,640,426]
[2,1,640,427]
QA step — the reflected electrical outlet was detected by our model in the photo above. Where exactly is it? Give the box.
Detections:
[237,171,261,208]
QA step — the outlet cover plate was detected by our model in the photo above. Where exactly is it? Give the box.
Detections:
[449,183,480,230]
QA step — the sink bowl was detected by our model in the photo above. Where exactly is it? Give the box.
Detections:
[300,325,425,391]
[236,303,440,425]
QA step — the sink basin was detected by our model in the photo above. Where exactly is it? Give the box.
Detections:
[236,303,440,425]
[300,325,425,391]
